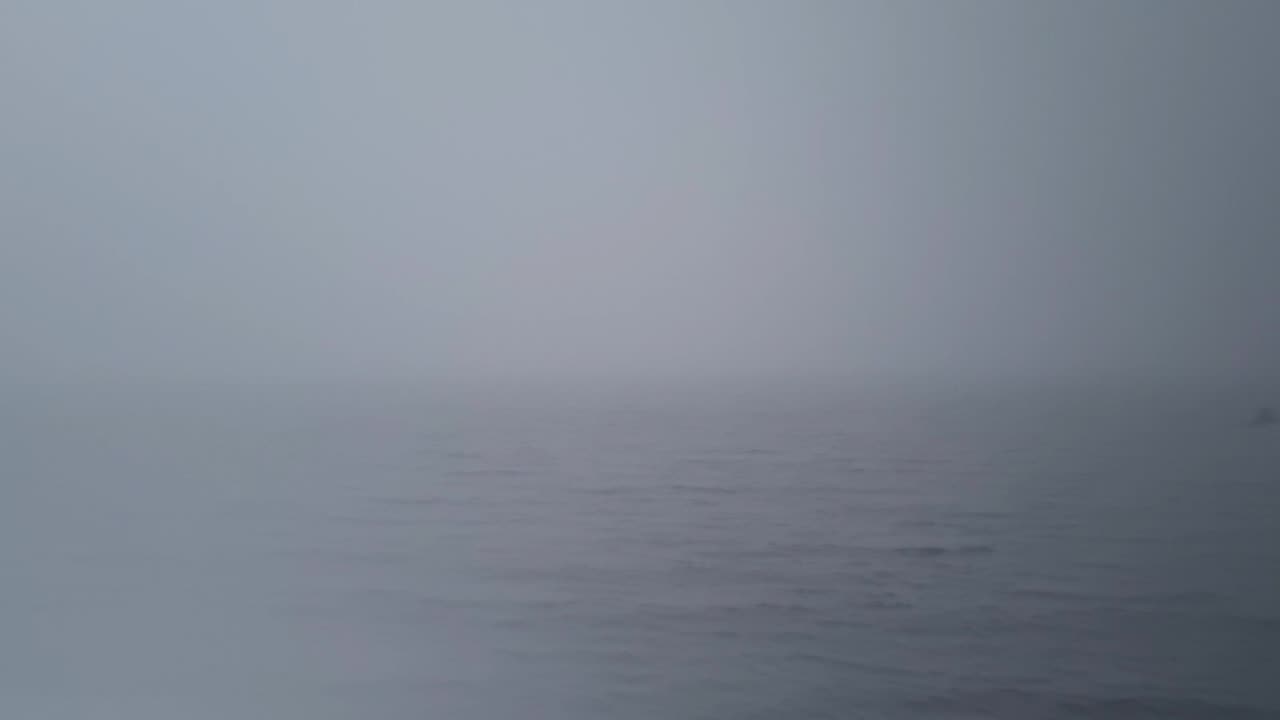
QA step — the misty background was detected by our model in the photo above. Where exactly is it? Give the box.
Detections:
[4,1,1278,384]
[6,4,1280,719]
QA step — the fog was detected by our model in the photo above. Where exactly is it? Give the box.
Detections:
[7,6,1280,717]
[4,1,1279,383]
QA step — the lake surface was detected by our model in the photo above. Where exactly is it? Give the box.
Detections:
[4,381,1279,718]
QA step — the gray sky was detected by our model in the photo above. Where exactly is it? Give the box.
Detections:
[3,1,1278,383]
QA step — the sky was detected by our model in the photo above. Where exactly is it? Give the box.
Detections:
[2,1,1278,383]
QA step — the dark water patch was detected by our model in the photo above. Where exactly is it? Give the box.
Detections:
[907,689,1273,719]
[1008,585,1223,609]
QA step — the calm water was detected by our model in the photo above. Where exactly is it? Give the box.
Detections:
[4,382,1279,719]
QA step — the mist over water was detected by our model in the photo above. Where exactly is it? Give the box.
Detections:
[5,1,1280,717]
[4,2,1280,383]
[4,381,1279,718]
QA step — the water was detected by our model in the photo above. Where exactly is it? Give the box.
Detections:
[4,381,1279,719]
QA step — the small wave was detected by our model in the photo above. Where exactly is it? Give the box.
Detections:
[367,496,437,506]
[893,544,995,558]
[751,601,820,615]
[791,652,918,677]
[666,483,741,495]
[446,467,536,478]
[863,593,913,610]
[574,485,643,497]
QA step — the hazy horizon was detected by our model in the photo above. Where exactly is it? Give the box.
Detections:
[5,1,1279,384]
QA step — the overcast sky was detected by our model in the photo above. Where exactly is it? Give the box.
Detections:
[3,1,1278,383]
